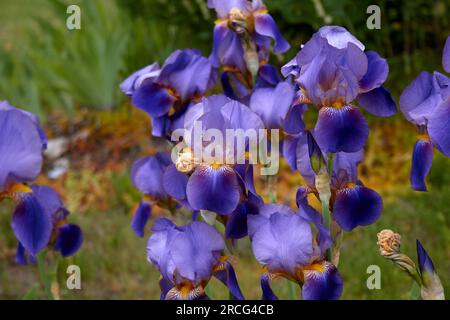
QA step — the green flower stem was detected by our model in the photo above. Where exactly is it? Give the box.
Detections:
[36,251,55,300]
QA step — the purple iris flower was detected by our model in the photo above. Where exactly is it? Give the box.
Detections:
[170,95,264,216]
[16,185,83,264]
[147,218,244,300]
[209,0,289,73]
[247,204,342,300]
[0,103,52,258]
[120,49,216,137]
[282,26,397,153]
[399,37,450,191]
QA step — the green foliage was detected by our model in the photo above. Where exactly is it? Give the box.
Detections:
[29,0,131,111]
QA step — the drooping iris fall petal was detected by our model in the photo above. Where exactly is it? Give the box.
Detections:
[131,200,152,237]
[302,261,343,300]
[333,185,382,231]
[410,139,434,192]
[314,106,369,153]
[54,224,83,257]
[254,13,290,53]
[131,81,177,118]
[186,165,240,215]
[11,193,52,256]
[356,86,397,117]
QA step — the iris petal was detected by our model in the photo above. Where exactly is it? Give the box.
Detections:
[170,221,224,284]
[249,81,294,129]
[359,51,389,92]
[163,164,188,202]
[212,23,246,73]
[131,200,152,237]
[159,50,214,102]
[214,260,245,300]
[410,139,434,191]
[0,108,43,191]
[250,211,313,273]
[296,187,332,253]
[333,185,382,231]
[186,165,240,215]
[131,153,171,198]
[302,261,343,300]
[399,71,444,125]
[261,272,279,300]
[428,100,450,157]
[11,193,52,256]
[356,86,397,117]
[314,106,369,153]
[54,224,83,257]
[131,81,176,118]
[256,64,282,88]
[416,240,436,274]
[16,242,27,265]
[254,13,290,53]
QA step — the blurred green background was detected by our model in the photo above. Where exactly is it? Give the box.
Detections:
[0,0,449,299]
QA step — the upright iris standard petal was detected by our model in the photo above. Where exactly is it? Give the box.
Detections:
[398,71,443,125]
[249,207,313,274]
[302,261,343,300]
[131,81,177,118]
[11,193,52,256]
[318,26,365,50]
[249,81,295,129]
[314,106,369,153]
[131,153,171,199]
[443,36,450,73]
[212,24,247,73]
[166,221,224,284]
[254,13,290,53]
[54,224,83,257]
[159,50,215,102]
[410,139,434,191]
[333,185,383,231]
[332,149,364,185]
[356,86,397,117]
[0,107,43,191]
[119,63,161,96]
[207,0,249,18]
[186,165,240,215]
[131,200,152,237]
[427,100,450,157]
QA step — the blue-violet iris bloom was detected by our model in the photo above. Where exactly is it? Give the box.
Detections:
[248,204,342,300]
[120,49,216,137]
[282,26,397,153]
[399,36,450,191]
[147,218,244,300]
